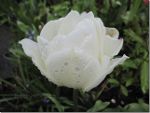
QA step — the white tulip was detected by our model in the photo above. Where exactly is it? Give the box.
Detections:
[19,10,128,92]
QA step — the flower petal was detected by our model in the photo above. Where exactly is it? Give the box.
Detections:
[80,11,94,19]
[19,39,46,75]
[40,10,91,40]
[66,18,98,48]
[93,18,106,62]
[46,48,101,90]
[109,54,129,67]
[80,35,99,58]
[104,35,123,57]
[58,10,80,35]
[82,56,110,92]
[40,18,63,41]
[83,54,128,92]
[37,36,49,60]
[106,27,119,39]
[45,18,99,57]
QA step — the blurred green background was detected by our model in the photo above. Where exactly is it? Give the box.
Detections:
[0,0,149,112]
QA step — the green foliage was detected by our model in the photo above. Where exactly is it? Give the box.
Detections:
[72,0,97,15]
[140,61,149,94]
[0,0,149,112]
[123,99,149,112]
[104,100,149,112]
[120,85,128,97]
[87,100,110,112]
[42,93,64,112]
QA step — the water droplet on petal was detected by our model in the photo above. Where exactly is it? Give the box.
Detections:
[64,62,68,66]
[60,69,63,72]
[75,67,80,71]
[55,70,58,72]
[77,81,80,83]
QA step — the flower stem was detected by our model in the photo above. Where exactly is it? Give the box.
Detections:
[55,86,60,98]
[73,89,78,111]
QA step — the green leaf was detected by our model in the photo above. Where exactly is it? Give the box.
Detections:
[87,100,110,112]
[17,20,29,33]
[124,29,145,45]
[123,60,137,69]
[9,44,26,58]
[125,78,134,87]
[138,99,149,111]
[108,78,120,86]
[105,100,149,112]
[38,106,44,112]
[120,85,128,96]
[122,0,141,23]
[104,106,123,112]
[0,78,16,88]
[0,97,19,103]
[42,93,63,112]
[140,61,149,94]
[124,101,149,112]
[60,97,74,106]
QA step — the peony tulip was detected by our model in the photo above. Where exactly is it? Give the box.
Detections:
[19,10,128,92]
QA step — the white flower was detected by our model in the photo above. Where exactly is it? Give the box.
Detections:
[19,10,128,92]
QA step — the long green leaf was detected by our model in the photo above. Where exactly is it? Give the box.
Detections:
[42,93,63,112]
[87,100,110,112]
[140,61,149,94]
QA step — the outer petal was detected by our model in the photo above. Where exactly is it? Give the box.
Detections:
[104,27,123,57]
[37,36,49,60]
[104,36,123,57]
[40,18,63,41]
[45,18,99,58]
[19,39,46,75]
[57,10,80,35]
[83,54,128,92]
[58,11,95,35]
[109,54,129,67]
[80,11,94,19]
[40,10,95,41]
[45,48,102,90]
[93,18,106,62]
[106,27,119,39]
[80,35,99,58]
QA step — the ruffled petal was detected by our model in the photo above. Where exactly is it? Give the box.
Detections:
[83,54,128,92]
[104,27,123,57]
[80,11,94,19]
[19,38,46,75]
[109,54,129,67]
[40,18,63,41]
[80,35,99,58]
[66,18,97,47]
[45,18,99,57]
[57,10,80,35]
[40,10,93,40]
[104,35,123,57]
[82,56,110,92]
[106,27,119,39]
[93,18,106,62]
[46,48,101,90]
[37,36,50,61]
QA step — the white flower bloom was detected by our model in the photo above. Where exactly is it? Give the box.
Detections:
[19,10,128,92]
